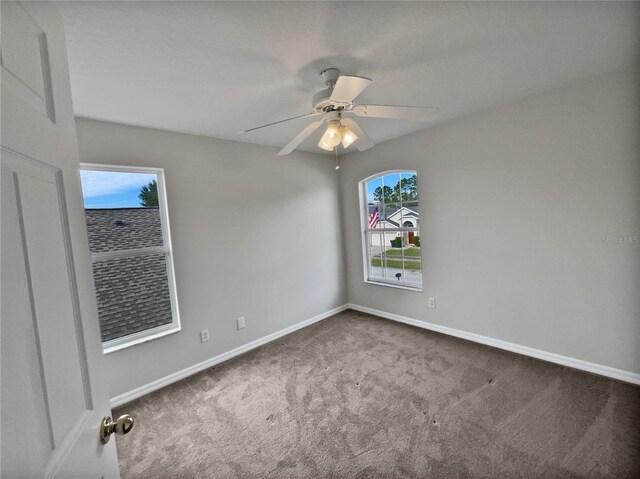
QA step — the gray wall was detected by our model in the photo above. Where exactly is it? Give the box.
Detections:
[340,68,640,374]
[76,119,347,397]
[78,66,639,398]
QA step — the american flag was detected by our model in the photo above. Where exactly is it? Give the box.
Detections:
[368,206,379,229]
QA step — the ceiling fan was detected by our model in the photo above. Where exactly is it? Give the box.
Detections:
[240,68,439,156]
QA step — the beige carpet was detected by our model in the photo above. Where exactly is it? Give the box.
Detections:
[114,310,640,478]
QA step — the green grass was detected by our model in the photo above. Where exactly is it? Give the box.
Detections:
[384,247,421,257]
[371,247,422,270]
[371,258,422,270]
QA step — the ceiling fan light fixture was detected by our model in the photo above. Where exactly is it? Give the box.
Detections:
[326,122,340,137]
[321,122,342,148]
[340,125,358,148]
[318,137,334,151]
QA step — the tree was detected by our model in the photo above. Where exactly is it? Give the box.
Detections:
[139,180,158,207]
[373,185,394,204]
[373,175,418,205]
[398,175,418,202]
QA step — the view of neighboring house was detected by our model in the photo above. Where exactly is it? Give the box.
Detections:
[367,204,420,247]
[84,207,172,342]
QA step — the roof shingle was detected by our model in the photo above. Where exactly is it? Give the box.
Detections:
[85,208,173,342]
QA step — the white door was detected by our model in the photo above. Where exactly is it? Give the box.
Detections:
[1,1,122,477]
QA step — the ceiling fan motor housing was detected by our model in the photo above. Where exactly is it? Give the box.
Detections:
[312,88,334,112]
[325,110,341,123]
[313,68,349,112]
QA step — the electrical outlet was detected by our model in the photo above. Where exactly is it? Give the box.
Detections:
[200,329,210,342]
[429,297,436,308]
[237,316,246,330]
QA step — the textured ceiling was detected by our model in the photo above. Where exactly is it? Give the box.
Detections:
[56,1,639,155]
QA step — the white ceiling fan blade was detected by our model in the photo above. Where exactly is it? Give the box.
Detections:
[329,75,372,104]
[277,119,325,156]
[241,112,321,134]
[341,118,375,151]
[351,104,439,121]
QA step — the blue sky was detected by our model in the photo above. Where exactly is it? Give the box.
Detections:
[80,170,157,208]
[366,172,405,202]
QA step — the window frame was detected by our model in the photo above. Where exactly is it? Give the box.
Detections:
[359,169,423,292]
[80,163,181,354]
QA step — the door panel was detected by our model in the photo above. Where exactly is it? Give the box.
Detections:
[1,163,53,477]
[1,1,55,121]
[10,155,89,446]
[1,1,121,477]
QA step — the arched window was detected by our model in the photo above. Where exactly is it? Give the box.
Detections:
[360,170,422,290]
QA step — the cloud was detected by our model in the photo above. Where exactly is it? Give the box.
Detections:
[80,170,157,198]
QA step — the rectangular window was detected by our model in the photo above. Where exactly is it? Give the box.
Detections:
[360,170,422,291]
[79,164,180,353]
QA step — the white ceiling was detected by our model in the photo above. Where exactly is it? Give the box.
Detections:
[56,1,639,155]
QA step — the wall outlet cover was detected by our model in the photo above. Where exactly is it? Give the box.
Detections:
[200,329,210,342]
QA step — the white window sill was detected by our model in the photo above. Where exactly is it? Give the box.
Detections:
[364,279,423,292]
[102,324,181,355]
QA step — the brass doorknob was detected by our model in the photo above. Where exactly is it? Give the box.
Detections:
[100,414,134,444]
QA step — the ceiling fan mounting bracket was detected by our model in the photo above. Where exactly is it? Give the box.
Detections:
[319,68,341,87]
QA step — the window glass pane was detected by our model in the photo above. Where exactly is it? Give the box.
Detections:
[85,208,164,253]
[400,172,418,226]
[368,231,388,278]
[92,253,172,342]
[80,170,163,253]
[400,172,418,202]
[382,172,401,206]
[400,229,422,284]
[381,202,401,229]
[367,203,381,230]
[366,176,384,205]
[363,171,422,289]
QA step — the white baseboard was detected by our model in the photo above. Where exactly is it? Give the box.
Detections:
[348,303,640,386]
[110,304,349,408]
[112,302,639,408]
